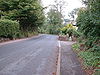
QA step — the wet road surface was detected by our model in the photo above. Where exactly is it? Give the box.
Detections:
[0,35,58,75]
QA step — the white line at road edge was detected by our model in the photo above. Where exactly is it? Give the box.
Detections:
[58,41,61,48]
[56,41,61,75]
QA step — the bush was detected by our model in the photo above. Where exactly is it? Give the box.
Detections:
[0,19,20,39]
[73,43,100,75]
[72,30,81,37]
[61,24,80,37]
[79,51,100,68]
[72,43,80,51]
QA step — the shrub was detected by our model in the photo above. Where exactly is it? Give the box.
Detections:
[79,51,100,68]
[61,24,80,37]
[0,19,20,39]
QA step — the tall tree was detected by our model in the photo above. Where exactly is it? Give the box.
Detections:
[68,8,79,21]
[47,8,63,25]
[49,0,67,19]
[0,0,45,31]
[47,8,63,34]
[76,0,100,50]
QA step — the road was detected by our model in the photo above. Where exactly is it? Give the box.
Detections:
[60,41,86,75]
[0,34,58,75]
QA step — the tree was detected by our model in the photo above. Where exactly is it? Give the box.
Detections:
[81,0,88,5]
[68,8,79,21]
[0,0,45,31]
[76,0,100,51]
[39,0,67,34]
[47,8,63,25]
[0,19,20,39]
[53,0,66,14]
[48,0,67,19]
[47,8,63,34]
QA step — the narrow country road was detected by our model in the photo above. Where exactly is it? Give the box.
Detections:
[0,34,58,75]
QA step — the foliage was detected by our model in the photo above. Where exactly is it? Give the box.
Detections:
[47,9,63,25]
[76,3,100,73]
[53,0,66,18]
[38,20,50,34]
[79,51,100,68]
[76,0,100,51]
[39,0,66,35]
[0,0,45,31]
[68,8,79,20]
[61,24,80,37]
[48,25,62,34]
[0,19,20,39]
[72,43,80,51]
[93,69,100,75]
[72,43,100,75]
[46,8,63,34]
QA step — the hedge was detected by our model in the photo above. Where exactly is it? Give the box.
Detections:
[0,19,20,39]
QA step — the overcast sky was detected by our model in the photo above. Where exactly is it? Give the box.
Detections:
[41,0,85,18]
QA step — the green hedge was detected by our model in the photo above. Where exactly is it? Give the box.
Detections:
[0,19,20,39]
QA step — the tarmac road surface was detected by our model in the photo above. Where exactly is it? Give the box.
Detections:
[0,34,58,75]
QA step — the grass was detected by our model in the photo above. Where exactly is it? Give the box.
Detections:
[72,43,100,75]
[79,51,100,68]
[93,69,100,75]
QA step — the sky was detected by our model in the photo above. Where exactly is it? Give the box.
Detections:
[41,0,85,19]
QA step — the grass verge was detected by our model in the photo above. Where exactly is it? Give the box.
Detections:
[72,43,100,75]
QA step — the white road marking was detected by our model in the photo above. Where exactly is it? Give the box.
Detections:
[56,41,61,75]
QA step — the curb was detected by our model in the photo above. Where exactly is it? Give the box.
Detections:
[56,41,61,75]
[0,34,43,46]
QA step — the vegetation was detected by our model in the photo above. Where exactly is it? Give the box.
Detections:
[72,0,100,75]
[61,24,80,39]
[0,0,99,74]
[68,8,79,21]
[0,19,20,39]
[39,6,63,34]
[47,8,63,34]
[0,0,45,39]
[72,43,100,75]
[77,0,100,50]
